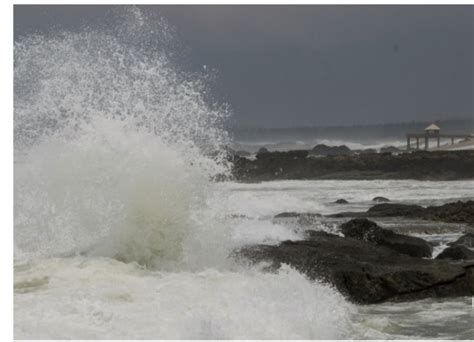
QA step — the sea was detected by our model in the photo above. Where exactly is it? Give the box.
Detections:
[14,8,474,340]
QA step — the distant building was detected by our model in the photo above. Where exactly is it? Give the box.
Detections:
[406,122,471,150]
[424,123,440,135]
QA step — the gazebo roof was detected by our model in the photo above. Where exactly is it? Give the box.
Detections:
[424,123,440,131]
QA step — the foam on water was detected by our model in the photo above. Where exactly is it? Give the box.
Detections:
[14,8,352,339]
[14,258,352,339]
[214,179,474,217]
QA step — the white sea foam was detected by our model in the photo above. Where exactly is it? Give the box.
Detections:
[232,138,405,152]
[14,8,353,339]
[14,258,352,339]
[14,8,230,268]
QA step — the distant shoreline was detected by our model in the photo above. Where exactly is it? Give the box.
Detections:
[230,118,473,142]
[231,149,474,182]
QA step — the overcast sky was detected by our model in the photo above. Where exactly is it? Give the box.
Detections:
[14,5,474,128]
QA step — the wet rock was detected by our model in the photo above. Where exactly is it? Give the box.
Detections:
[356,148,377,155]
[448,233,474,248]
[232,150,474,181]
[422,201,474,226]
[340,218,432,258]
[372,196,390,202]
[329,203,424,218]
[274,212,321,219]
[236,232,474,304]
[380,146,401,154]
[309,144,353,156]
[436,245,474,261]
[367,203,424,217]
[334,199,349,204]
[273,212,323,227]
[328,201,474,226]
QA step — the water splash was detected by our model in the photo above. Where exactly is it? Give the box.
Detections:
[14,8,230,268]
[14,9,356,340]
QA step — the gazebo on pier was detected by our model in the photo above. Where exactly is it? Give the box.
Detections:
[406,123,471,150]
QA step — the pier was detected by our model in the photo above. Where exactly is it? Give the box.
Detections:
[406,123,472,150]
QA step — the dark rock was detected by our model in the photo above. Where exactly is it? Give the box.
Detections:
[448,233,474,248]
[309,144,352,156]
[334,199,349,204]
[328,202,474,227]
[232,150,474,181]
[422,201,474,226]
[367,203,425,217]
[274,212,300,218]
[257,147,269,154]
[235,232,474,304]
[356,148,377,155]
[380,146,401,154]
[274,212,322,219]
[436,245,474,260]
[340,218,432,258]
[329,203,425,218]
[372,196,390,202]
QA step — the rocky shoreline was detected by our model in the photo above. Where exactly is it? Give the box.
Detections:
[231,150,474,181]
[328,200,474,226]
[233,200,474,304]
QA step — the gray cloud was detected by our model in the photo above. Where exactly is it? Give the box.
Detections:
[14,5,474,127]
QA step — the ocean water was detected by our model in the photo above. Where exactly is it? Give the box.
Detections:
[14,8,474,340]
[231,138,405,153]
[15,178,474,339]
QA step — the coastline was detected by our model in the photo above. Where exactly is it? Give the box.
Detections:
[231,150,474,182]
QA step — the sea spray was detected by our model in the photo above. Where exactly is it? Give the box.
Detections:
[14,8,230,268]
[14,8,355,339]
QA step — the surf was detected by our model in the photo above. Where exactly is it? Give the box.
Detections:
[14,7,231,268]
[14,8,354,339]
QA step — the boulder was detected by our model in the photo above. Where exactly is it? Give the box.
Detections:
[334,199,349,204]
[448,233,474,248]
[235,232,474,304]
[309,144,352,156]
[436,245,474,261]
[380,146,401,154]
[366,203,425,217]
[340,218,432,258]
[372,196,390,202]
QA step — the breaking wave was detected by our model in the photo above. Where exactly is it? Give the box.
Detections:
[14,8,354,339]
[14,7,230,268]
